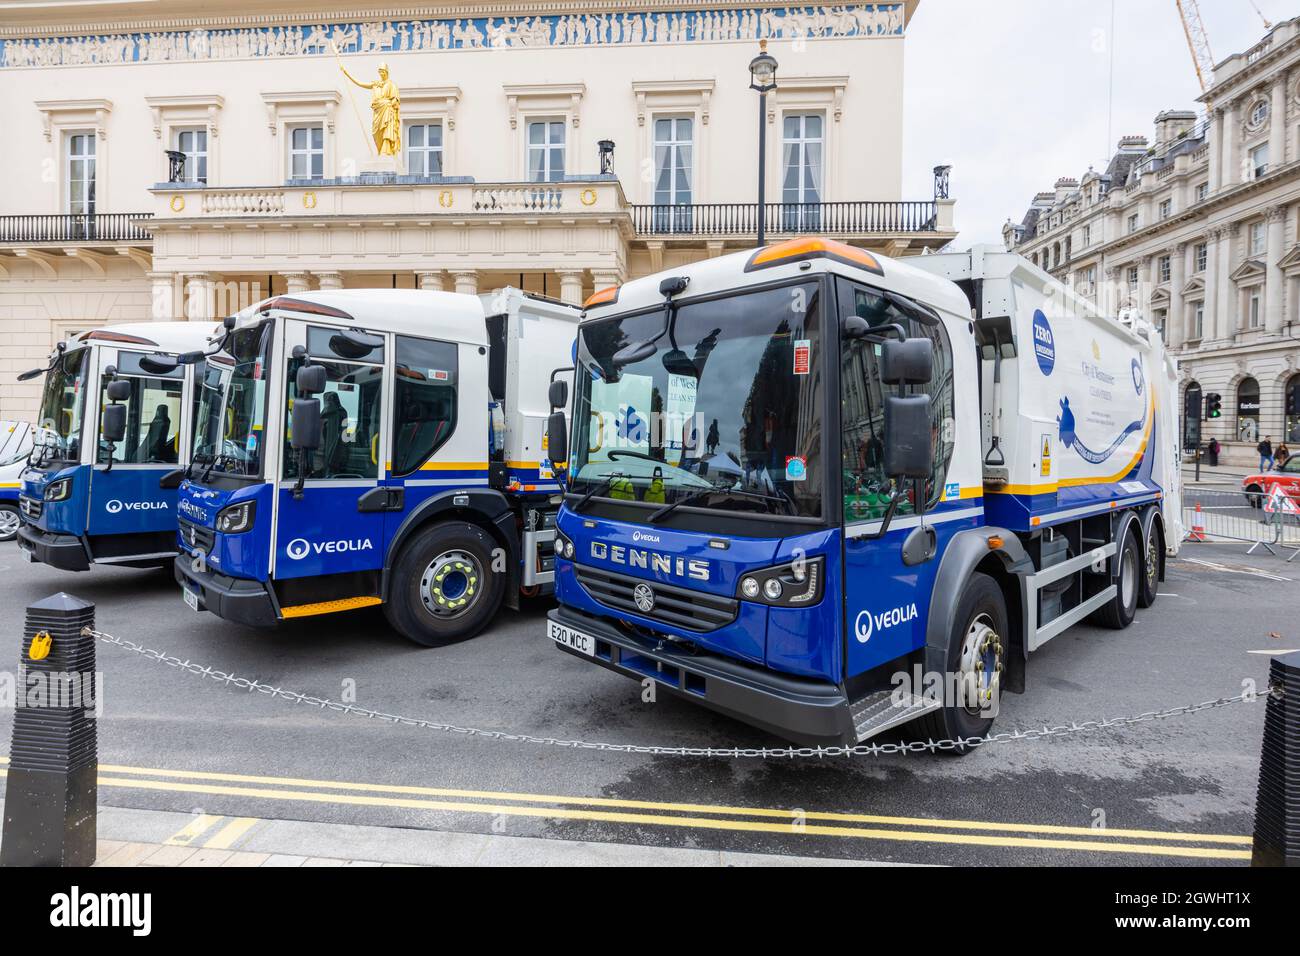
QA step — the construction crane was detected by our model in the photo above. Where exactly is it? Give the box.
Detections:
[1175,0,1216,94]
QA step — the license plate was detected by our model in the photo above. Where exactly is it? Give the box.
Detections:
[183,587,200,612]
[548,620,596,656]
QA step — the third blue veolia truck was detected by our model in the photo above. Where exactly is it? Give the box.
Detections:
[545,239,1181,749]
[16,323,218,572]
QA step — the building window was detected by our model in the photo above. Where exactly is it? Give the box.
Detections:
[1250,142,1270,179]
[1184,381,1202,450]
[1285,374,1300,444]
[1249,221,1266,257]
[288,125,323,180]
[1237,377,1261,442]
[1128,213,1139,234]
[1082,224,1092,247]
[652,116,694,232]
[1159,255,1172,284]
[1249,100,1270,129]
[1191,302,1204,340]
[1195,242,1207,272]
[65,131,96,216]
[1248,289,1262,329]
[174,128,207,184]
[1159,198,1172,220]
[1195,182,1209,202]
[781,113,824,231]
[526,120,565,183]
[406,123,443,177]
[1127,266,1139,290]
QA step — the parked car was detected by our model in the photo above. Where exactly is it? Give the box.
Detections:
[0,421,34,542]
[1243,457,1300,508]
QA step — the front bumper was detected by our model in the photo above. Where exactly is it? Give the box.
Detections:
[547,606,855,746]
[173,555,280,628]
[16,524,90,572]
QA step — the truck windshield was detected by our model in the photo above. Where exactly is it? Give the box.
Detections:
[571,281,823,519]
[193,322,272,477]
[33,346,89,465]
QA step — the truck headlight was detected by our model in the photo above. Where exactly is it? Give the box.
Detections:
[555,533,574,560]
[215,500,256,534]
[737,557,824,608]
[44,478,72,502]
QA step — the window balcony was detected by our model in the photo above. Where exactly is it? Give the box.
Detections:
[0,212,153,245]
[631,200,947,240]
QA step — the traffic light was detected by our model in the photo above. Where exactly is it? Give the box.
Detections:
[1206,392,1222,419]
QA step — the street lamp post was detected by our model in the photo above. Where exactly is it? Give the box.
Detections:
[749,39,778,247]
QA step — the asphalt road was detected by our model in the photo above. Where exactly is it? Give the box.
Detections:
[0,539,1289,866]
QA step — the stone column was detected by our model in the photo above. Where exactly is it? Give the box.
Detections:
[557,269,585,306]
[1266,205,1286,332]
[314,271,344,290]
[1138,255,1153,310]
[280,271,311,294]
[147,271,179,321]
[416,271,445,292]
[1103,267,1120,318]
[450,269,478,296]
[1221,99,1240,188]
[1269,77,1287,172]
[1213,226,1235,341]
[1208,107,1223,192]
[184,273,214,323]
[591,271,622,297]
[1168,243,1186,349]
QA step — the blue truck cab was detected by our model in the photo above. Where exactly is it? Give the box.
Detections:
[15,323,218,572]
[546,239,1181,748]
[172,287,580,643]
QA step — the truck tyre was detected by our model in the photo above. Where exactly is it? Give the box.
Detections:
[913,572,1008,755]
[384,521,505,647]
[1088,527,1140,629]
[1137,520,1161,609]
[0,502,18,543]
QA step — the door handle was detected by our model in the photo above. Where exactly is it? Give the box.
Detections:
[357,487,404,513]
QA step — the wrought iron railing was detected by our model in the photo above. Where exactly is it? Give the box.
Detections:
[631,201,939,237]
[0,213,154,243]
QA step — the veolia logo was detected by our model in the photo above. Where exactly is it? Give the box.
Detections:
[854,602,920,644]
[106,499,168,514]
[1032,310,1055,376]
[285,537,375,560]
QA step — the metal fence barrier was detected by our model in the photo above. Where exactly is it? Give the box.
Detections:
[1182,482,1300,560]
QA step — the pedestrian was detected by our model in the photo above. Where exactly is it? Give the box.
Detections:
[1277,442,1290,468]
[1208,437,1220,466]
[1258,435,1275,471]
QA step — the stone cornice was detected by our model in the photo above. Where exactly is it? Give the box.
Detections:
[0,1,913,40]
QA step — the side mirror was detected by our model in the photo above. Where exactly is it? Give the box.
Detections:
[612,340,656,368]
[880,338,934,386]
[291,397,322,451]
[159,468,184,490]
[296,363,327,395]
[102,402,127,444]
[329,329,383,361]
[139,354,180,375]
[883,394,932,479]
[17,368,44,382]
[546,411,568,466]
[548,379,568,411]
[106,379,132,402]
[177,350,206,366]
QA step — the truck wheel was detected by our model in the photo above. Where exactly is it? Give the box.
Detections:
[913,572,1007,755]
[0,503,18,543]
[384,521,504,647]
[1088,527,1140,629]
[1137,520,1161,609]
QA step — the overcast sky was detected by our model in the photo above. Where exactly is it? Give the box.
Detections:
[902,0,1288,248]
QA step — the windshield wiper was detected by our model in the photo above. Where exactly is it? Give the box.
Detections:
[572,472,625,513]
[647,486,716,523]
[712,486,797,516]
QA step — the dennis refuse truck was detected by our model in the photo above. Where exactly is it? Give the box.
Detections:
[545,239,1181,749]
[15,323,219,572]
[172,286,579,644]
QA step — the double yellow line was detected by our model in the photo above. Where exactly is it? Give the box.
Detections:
[0,757,1252,861]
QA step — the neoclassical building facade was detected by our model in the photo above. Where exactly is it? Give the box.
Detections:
[0,0,954,422]
[1005,16,1300,467]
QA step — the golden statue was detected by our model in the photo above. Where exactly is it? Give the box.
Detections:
[339,59,401,156]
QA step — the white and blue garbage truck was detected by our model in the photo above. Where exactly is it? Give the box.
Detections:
[171,286,580,644]
[14,323,219,570]
[544,239,1182,749]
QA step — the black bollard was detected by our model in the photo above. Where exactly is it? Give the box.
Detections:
[0,593,98,867]
[1252,649,1299,867]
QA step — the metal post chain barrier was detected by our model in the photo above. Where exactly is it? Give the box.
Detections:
[84,627,1268,760]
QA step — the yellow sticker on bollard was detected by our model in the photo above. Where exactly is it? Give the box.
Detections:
[29,631,51,661]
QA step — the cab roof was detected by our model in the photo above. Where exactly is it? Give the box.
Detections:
[235,288,490,347]
[584,238,972,323]
[73,321,221,354]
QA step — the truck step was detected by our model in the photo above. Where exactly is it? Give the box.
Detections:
[850,689,942,743]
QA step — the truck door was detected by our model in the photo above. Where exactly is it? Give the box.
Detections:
[85,348,186,556]
[836,279,962,681]
[272,320,391,586]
